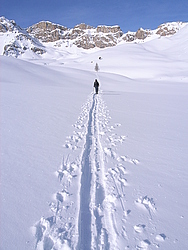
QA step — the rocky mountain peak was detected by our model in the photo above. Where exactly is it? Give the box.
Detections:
[96,25,122,34]
[27,21,68,42]
[0,17,46,57]
[25,21,124,49]
[156,22,183,36]
[0,16,20,33]
[74,23,93,30]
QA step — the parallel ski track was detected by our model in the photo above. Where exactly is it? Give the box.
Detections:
[33,91,164,250]
[77,94,116,250]
[77,95,94,249]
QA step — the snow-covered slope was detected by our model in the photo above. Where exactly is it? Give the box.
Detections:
[1,17,188,250]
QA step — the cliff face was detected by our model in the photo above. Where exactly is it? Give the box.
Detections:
[27,21,68,42]
[26,21,187,49]
[26,22,124,49]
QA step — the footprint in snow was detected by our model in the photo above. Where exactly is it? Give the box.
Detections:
[155,233,166,242]
[120,155,140,165]
[104,147,117,159]
[134,224,146,233]
[64,143,78,150]
[124,209,131,217]
[135,195,156,213]
[136,239,151,250]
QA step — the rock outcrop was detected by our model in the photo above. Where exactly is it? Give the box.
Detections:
[156,23,180,36]
[27,22,124,49]
[0,17,19,32]
[27,21,68,42]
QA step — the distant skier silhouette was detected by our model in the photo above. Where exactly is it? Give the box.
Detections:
[94,79,99,94]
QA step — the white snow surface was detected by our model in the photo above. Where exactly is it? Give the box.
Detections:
[1,24,188,250]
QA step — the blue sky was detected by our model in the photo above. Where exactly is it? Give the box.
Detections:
[0,0,188,32]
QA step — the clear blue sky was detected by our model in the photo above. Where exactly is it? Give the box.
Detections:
[0,0,188,32]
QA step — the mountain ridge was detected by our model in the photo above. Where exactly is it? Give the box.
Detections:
[0,16,187,58]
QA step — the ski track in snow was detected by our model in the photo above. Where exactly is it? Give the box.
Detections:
[33,93,166,250]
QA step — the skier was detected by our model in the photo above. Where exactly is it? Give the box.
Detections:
[94,79,99,94]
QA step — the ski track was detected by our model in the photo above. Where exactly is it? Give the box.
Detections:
[33,92,166,250]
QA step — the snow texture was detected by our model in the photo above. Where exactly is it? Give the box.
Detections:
[1,23,188,250]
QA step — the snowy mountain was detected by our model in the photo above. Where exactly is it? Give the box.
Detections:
[0,16,187,58]
[0,17,46,57]
[1,16,188,250]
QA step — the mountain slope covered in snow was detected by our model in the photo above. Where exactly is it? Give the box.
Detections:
[1,17,188,250]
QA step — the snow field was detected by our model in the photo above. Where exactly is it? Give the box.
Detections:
[33,90,171,249]
[1,23,188,250]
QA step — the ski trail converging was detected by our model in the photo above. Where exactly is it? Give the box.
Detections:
[77,94,117,250]
[33,92,131,249]
[92,95,117,250]
[77,95,94,249]
[33,92,165,249]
